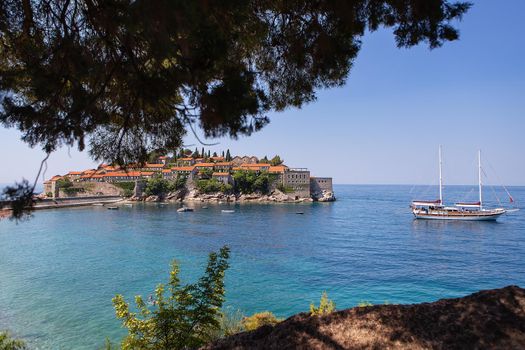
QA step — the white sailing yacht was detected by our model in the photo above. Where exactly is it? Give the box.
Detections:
[411,147,507,221]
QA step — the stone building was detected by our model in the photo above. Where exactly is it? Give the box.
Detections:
[171,166,197,179]
[282,168,311,199]
[176,157,195,166]
[310,177,333,194]
[231,156,258,166]
[239,163,271,172]
[212,172,233,185]
[214,162,232,172]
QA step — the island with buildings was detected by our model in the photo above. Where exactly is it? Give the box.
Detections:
[42,150,335,204]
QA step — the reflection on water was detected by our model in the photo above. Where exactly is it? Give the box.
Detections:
[411,217,500,234]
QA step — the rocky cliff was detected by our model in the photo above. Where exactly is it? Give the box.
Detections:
[203,285,525,350]
[133,188,336,203]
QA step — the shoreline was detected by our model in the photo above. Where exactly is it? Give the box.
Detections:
[1,192,334,216]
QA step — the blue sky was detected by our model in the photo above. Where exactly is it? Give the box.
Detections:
[1,0,524,185]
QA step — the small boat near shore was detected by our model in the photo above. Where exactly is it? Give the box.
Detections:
[107,206,119,210]
[411,147,514,221]
[177,207,194,212]
[221,209,235,213]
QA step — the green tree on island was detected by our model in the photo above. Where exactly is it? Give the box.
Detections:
[113,246,230,350]
[144,176,174,197]
[270,155,283,166]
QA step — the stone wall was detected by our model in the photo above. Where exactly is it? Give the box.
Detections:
[133,180,146,198]
[282,169,311,199]
[310,177,333,194]
[57,182,124,198]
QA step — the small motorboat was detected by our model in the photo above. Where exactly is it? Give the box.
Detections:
[295,212,304,215]
[202,206,209,209]
[124,204,133,207]
[107,206,119,210]
[92,203,104,206]
[221,209,235,213]
[177,207,194,212]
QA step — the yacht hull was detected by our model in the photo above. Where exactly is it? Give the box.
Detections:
[413,210,505,221]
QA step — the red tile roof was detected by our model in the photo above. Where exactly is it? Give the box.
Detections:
[80,174,105,179]
[212,172,230,176]
[67,171,83,175]
[269,165,288,173]
[144,163,165,168]
[240,163,271,168]
[195,163,215,167]
[178,157,194,161]
[172,166,196,171]
[104,171,154,177]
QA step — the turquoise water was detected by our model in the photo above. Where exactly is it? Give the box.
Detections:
[1,184,524,349]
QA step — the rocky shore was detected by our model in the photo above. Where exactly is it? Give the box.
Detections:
[132,188,336,203]
[203,285,525,350]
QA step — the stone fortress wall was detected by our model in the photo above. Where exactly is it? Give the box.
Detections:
[310,177,333,193]
[282,169,311,199]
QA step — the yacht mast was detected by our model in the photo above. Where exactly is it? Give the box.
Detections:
[439,145,443,205]
[478,149,483,209]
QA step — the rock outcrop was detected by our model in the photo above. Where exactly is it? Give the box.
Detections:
[180,189,314,203]
[144,195,161,202]
[202,285,525,350]
[314,190,336,202]
[166,188,187,202]
[131,187,334,203]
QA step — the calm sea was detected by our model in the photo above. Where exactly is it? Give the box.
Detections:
[1,185,524,349]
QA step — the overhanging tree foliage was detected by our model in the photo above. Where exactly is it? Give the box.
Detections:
[0,0,471,218]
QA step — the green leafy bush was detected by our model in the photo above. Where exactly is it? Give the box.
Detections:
[56,178,73,189]
[175,175,187,190]
[242,312,281,331]
[113,182,135,197]
[199,168,213,179]
[0,331,26,350]
[358,301,373,307]
[310,292,336,316]
[196,179,232,194]
[220,183,233,193]
[197,179,222,193]
[62,187,84,196]
[113,246,230,350]
[206,308,246,341]
[232,171,274,194]
[277,184,294,193]
[144,176,175,196]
